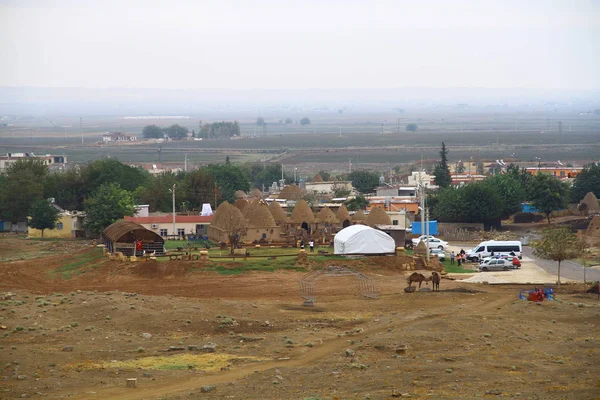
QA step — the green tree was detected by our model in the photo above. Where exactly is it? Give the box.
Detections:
[456,160,465,173]
[406,123,418,132]
[43,169,86,211]
[482,174,526,219]
[348,170,380,194]
[528,173,570,223]
[204,164,251,204]
[318,170,331,181]
[332,182,351,198]
[433,142,452,188]
[476,162,484,175]
[134,171,178,212]
[571,163,600,203]
[164,124,189,140]
[256,117,265,126]
[345,195,368,211]
[28,199,60,238]
[532,227,585,286]
[179,169,215,210]
[84,183,135,235]
[300,117,311,126]
[284,118,293,124]
[81,158,150,195]
[430,182,503,224]
[142,125,164,139]
[0,160,47,223]
[199,121,240,139]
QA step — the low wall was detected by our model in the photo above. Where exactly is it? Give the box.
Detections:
[438,222,484,231]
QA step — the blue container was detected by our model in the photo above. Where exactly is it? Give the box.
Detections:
[410,221,438,235]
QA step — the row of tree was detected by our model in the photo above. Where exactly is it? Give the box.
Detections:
[142,124,189,140]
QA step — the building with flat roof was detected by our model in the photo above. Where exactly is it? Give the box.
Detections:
[0,153,67,172]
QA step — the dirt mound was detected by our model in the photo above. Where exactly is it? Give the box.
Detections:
[585,216,600,238]
[130,260,189,277]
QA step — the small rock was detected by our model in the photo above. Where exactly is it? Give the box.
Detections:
[142,373,152,378]
[344,349,356,357]
[62,346,74,352]
[187,345,199,351]
[201,343,217,353]
[142,333,152,339]
[485,389,502,395]
[17,375,28,380]
[200,385,216,393]
[167,346,185,351]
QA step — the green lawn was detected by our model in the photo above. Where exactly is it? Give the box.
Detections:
[440,258,477,274]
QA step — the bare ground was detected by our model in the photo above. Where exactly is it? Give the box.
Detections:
[0,237,599,400]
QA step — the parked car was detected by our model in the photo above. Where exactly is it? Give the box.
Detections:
[480,255,521,269]
[478,258,512,272]
[429,248,446,261]
[412,236,448,250]
[411,235,436,247]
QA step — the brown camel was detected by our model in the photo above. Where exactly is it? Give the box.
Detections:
[431,271,440,292]
[407,272,429,289]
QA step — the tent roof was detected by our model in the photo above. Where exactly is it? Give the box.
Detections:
[102,220,164,243]
[334,224,395,254]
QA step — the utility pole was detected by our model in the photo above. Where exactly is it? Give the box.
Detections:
[397,118,400,134]
[80,117,83,144]
[184,153,188,172]
[348,159,352,174]
[558,121,563,144]
[425,207,430,264]
[339,126,342,138]
[170,184,176,238]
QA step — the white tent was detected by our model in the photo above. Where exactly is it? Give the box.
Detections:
[334,225,396,255]
[200,203,213,216]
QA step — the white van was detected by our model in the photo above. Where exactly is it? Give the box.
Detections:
[466,240,522,262]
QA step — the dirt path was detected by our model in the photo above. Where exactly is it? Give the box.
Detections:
[72,293,516,400]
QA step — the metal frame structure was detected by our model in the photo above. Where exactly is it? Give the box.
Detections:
[299,265,379,305]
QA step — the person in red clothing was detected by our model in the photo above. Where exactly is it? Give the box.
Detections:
[135,239,143,256]
[511,257,521,269]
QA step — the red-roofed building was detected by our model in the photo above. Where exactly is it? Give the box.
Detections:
[124,215,212,238]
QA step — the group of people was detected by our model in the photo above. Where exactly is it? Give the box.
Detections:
[299,239,315,252]
[449,249,467,265]
[527,287,546,302]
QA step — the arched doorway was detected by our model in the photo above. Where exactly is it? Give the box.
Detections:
[342,219,350,228]
[301,221,310,233]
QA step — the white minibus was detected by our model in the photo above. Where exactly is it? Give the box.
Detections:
[466,240,522,262]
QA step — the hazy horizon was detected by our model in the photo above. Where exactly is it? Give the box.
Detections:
[2,0,599,91]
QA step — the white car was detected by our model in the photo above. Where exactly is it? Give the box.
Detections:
[429,248,446,261]
[412,236,448,250]
[411,235,436,247]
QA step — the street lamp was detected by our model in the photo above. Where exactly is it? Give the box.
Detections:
[294,167,297,183]
[535,157,541,170]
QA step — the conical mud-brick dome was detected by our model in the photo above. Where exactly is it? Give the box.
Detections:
[247,201,277,228]
[234,198,249,211]
[269,201,288,223]
[279,184,303,200]
[317,207,338,223]
[586,215,600,239]
[235,190,247,199]
[336,204,351,222]
[312,174,324,182]
[213,202,246,230]
[290,199,315,223]
[250,188,263,200]
[352,209,367,222]
[580,192,600,212]
[242,199,261,219]
[366,206,392,226]
[212,201,231,228]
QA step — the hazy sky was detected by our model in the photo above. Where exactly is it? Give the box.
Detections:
[1,0,599,90]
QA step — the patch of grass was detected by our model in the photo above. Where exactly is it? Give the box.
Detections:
[441,258,477,274]
[51,248,105,279]
[207,258,307,275]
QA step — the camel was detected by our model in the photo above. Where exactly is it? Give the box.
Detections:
[431,271,440,292]
[407,272,429,289]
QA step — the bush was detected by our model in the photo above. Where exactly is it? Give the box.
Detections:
[513,212,544,223]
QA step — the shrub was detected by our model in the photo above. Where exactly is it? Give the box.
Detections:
[513,212,544,223]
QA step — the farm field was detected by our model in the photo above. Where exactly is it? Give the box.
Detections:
[0,236,598,399]
[1,113,599,169]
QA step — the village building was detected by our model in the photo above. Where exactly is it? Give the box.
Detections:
[102,132,138,142]
[579,192,600,214]
[102,220,165,256]
[27,202,86,239]
[304,181,354,195]
[525,166,583,179]
[124,214,212,238]
[0,152,67,172]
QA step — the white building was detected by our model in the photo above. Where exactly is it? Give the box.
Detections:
[102,132,137,142]
[0,153,67,172]
[303,181,354,195]
[124,214,212,238]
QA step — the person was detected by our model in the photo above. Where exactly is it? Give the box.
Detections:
[300,240,305,250]
[135,238,143,256]
[457,253,462,266]
[512,257,521,269]
[490,251,495,257]
[450,251,455,265]
[309,239,315,252]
